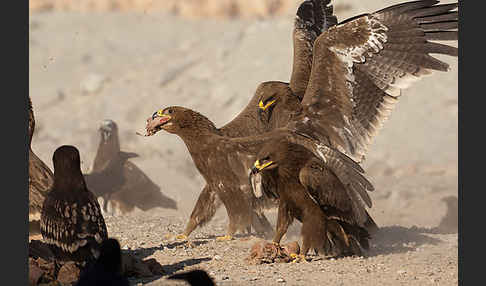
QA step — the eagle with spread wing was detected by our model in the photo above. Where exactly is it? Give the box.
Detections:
[144,0,457,250]
[41,145,108,265]
[251,0,458,257]
[29,96,54,235]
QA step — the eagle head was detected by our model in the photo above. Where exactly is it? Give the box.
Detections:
[145,106,216,136]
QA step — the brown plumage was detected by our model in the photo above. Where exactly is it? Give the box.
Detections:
[84,120,177,215]
[41,145,108,265]
[250,138,373,257]
[146,107,274,239]
[29,96,54,232]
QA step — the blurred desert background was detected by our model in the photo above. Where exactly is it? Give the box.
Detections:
[29,0,458,285]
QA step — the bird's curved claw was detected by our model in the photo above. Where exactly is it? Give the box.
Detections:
[290,253,309,263]
[176,234,188,241]
[216,235,233,241]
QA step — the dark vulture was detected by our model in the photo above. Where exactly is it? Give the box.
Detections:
[75,238,129,286]
[168,270,215,286]
[145,0,457,256]
[84,119,177,215]
[29,96,54,234]
[41,145,108,265]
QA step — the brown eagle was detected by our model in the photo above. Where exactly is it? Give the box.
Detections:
[41,145,108,265]
[145,0,457,256]
[84,119,177,215]
[252,0,458,257]
[250,138,374,257]
[29,96,54,234]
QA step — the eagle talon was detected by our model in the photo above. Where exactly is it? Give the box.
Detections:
[176,234,188,241]
[290,254,309,263]
[216,235,233,241]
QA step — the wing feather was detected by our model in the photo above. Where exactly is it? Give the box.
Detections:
[298,1,458,161]
[290,0,338,98]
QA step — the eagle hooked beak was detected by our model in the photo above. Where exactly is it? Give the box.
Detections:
[152,109,172,125]
[251,159,274,174]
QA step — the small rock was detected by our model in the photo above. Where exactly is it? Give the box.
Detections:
[80,73,107,94]
[397,270,407,275]
[277,278,285,283]
[214,255,222,260]
[29,258,45,286]
[57,262,81,284]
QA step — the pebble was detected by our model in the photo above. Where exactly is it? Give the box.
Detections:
[277,278,285,283]
[80,73,107,94]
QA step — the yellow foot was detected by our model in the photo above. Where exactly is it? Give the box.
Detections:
[216,235,233,241]
[176,234,188,240]
[290,254,309,263]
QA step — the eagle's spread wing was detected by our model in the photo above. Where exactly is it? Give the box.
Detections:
[290,0,337,99]
[29,150,54,221]
[300,0,458,161]
[40,188,108,262]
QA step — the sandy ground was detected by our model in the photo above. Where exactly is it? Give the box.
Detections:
[29,0,458,285]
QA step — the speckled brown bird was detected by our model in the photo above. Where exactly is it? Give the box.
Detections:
[85,119,177,215]
[250,138,374,257]
[41,145,108,265]
[145,0,458,242]
[29,96,54,234]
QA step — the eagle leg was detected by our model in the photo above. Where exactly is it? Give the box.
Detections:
[182,185,221,238]
[216,234,233,241]
[272,200,293,245]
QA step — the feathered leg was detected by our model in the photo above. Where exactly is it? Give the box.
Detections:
[272,200,293,245]
[178,185,221,239]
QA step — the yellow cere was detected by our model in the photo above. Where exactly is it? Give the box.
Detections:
[157,109,164,117]
[258,100,276,111]
[254,159,274,170]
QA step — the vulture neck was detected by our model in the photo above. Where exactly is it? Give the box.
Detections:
[92,135,120,172]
